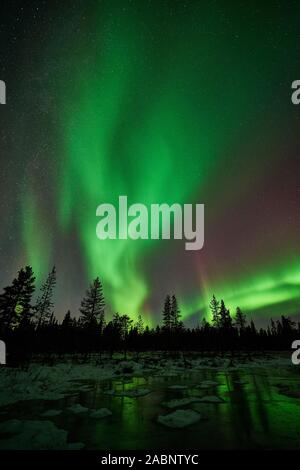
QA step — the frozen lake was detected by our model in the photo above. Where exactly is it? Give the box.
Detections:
[0,353,300,449]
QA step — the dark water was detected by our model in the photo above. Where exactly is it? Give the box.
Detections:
[1,366,300,449]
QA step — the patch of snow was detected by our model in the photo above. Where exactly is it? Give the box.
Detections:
[89,408,112,418]
[0,419,69,450]
[196,380,218,388]
[67,404,89,414]
[0,419,21,434]
[157,409,201,428]
[199,395,225,403]
[162,397,200,409]
[0,360,135,407]
[114,361,143,375]
[71,384,93,392]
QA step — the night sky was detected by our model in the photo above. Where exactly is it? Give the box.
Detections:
[1,0,300,326]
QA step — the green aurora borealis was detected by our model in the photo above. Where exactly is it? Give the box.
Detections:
[1,0,300,325]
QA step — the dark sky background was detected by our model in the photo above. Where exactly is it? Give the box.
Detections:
[0,0,300,327]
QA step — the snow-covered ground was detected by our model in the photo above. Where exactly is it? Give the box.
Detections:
[0,419,85,450]
[158,409,202,428]
[0,352,292,407]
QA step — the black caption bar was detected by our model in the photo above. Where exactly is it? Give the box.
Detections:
[0,450,297,468]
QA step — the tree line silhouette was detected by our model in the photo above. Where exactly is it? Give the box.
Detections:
[0,265,299,361]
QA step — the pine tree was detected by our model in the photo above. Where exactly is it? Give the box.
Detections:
[219,300,232,329]
[119,314,133,340]
[35,267,56,326]
[170,295,181,330]
[62,310,73,329]
[270,318,277,335]
[162,295,172,330]
[280,315,295,334]
[209,295,220,327]
[79,277,105,329]
[235,307,247,331]
[250,319,257,335]
[0,266,35,330]
[135,314,144,335]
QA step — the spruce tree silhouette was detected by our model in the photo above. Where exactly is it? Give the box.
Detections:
[119,314,133,340]
[62,310,73,329]
[219,300,233,329]
[210,294,220,327]
[34,267,56,327]
[162,295,172,331]
[235,306,247,332]
[171,295,181,330]
[79,277,105,329]
[136,314,144,335]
